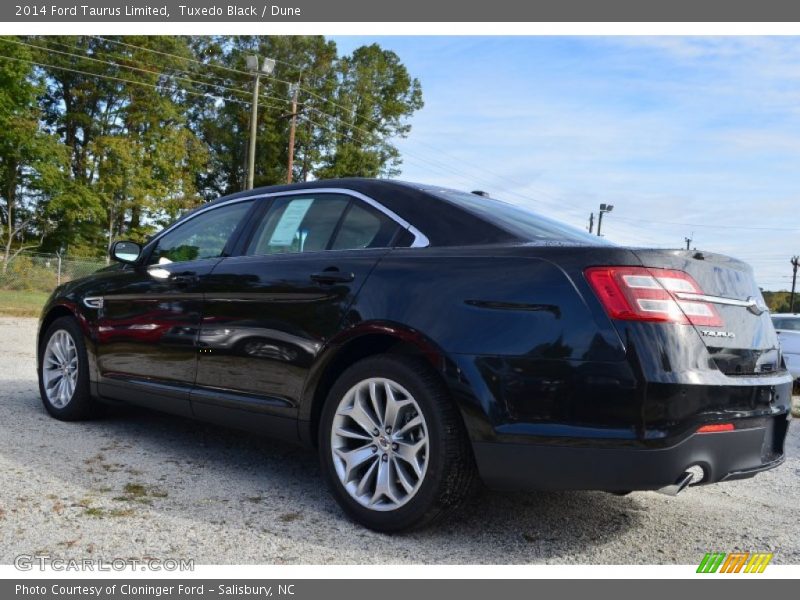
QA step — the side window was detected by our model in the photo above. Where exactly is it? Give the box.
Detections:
[331,202,400,250]
[247,194,350,256]
[149,200,253,265]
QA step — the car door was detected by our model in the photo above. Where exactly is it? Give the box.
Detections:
[192,191,405,439]
[95,199,255,416]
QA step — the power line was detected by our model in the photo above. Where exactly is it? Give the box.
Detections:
[7,37,799,241]
[0,49,537,199]
[83,36,579,210]
[9,36,504,198]
[612,214,797,232]
[2,37,292,108]
[40,35,258,94]
[93,35,301,86]
[0,52,289,113]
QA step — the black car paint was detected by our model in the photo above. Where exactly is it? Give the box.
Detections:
[37,179,792,493]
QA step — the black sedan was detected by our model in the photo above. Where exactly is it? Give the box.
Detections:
[36,178,792,531]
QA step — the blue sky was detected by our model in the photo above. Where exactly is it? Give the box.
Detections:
[329,36,800,291]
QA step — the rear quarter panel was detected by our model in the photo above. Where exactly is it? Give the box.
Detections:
[347,246,639,441]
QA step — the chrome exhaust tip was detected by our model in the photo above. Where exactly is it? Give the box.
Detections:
[656,471,694,496]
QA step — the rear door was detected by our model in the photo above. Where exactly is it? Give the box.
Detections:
[191,191,404,438]
[632,249,780,375]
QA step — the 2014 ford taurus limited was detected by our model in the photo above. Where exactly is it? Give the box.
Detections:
[36,178,792,531]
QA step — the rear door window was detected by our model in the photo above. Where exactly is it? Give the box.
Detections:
[331,201,399,250]
[247,194,350,255]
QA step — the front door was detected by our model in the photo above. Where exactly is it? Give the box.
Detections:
[95,199,255,416]
[192,192,403,437]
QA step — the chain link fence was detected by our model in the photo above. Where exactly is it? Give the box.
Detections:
[0,251,106,289]
[0,251,106,317]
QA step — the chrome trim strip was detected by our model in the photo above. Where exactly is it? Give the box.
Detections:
[149,186,429,251]
[674,292,767,315]
[82,296,104,309]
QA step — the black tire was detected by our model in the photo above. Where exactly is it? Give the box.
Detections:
[38,316,99,421]
[319,354,477,532]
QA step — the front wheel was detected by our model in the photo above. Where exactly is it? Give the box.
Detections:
[319,355,476,532]
[38,316,99,421]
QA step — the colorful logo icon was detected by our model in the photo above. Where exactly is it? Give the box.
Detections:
[697,552,773,573]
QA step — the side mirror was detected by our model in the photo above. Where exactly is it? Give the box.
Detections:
[110,240,142,264]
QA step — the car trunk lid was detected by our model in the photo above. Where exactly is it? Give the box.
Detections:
[631,249,780,376]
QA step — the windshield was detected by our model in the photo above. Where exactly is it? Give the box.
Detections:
[433,189,611,245]
[772,317,800,331]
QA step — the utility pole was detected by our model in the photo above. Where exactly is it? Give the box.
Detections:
[587,212,594,234]
[244,55,276,191]
[791,256,799,313]
[286,83,299,184]
[596,203,614,237]
[684,237,691,250]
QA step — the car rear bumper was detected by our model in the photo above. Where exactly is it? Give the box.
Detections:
[472,413,790,492]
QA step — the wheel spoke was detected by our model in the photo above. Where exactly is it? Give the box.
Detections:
[46,372,63,390]
[355,460,378,497]
[341,392,381,435]
[383,383,412,433]
[334,426,372,442]
[393,457,416,493]
[394,439,425,477]
[51,338,65,364]
[394,415,423,438]
[370,458,396,506]
[368,381,383,428]
[335,444,377,481]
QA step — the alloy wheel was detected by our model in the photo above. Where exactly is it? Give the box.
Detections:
[330,377,429,511]
[42,329,79,409]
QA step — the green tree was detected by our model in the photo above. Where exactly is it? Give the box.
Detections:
[0,38,68,271]
[187,36,422,195]
[33,35,206,255]
[315,44,423,179]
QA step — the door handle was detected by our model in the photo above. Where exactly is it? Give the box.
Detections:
[170,273,199,286]
[310,270,355,284]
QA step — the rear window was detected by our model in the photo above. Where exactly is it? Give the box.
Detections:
[772,317,800,331]
[433,189,610,245]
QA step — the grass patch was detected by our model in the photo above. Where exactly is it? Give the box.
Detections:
[82,507,136,518]
[113,482,167,504]
[0,289,50,317]
[278,512,302,523]
[123,483,148,497]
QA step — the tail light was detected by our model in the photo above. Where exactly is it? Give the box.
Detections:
[585,266,722,327]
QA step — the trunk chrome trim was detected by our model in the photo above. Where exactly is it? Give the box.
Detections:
[674,292,768,316]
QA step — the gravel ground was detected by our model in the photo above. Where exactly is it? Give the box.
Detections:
[0,316,798,565]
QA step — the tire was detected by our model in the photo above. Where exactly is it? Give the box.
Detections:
[319,354,477,532]
[38,316,99,421]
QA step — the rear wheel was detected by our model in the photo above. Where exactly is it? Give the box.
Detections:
[319,355,476,532]
[38,316,98,421]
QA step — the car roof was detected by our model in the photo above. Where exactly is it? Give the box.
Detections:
[771,313,800,318]
[204,178,519,247]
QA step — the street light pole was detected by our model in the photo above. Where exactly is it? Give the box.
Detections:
[597,203,614,237]
[244,55,276,191]
[791,256,799,313]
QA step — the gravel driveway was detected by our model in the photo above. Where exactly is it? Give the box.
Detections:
[1,317,798,565]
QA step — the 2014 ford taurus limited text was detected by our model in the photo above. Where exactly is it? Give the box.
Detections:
[36,178,792,531]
